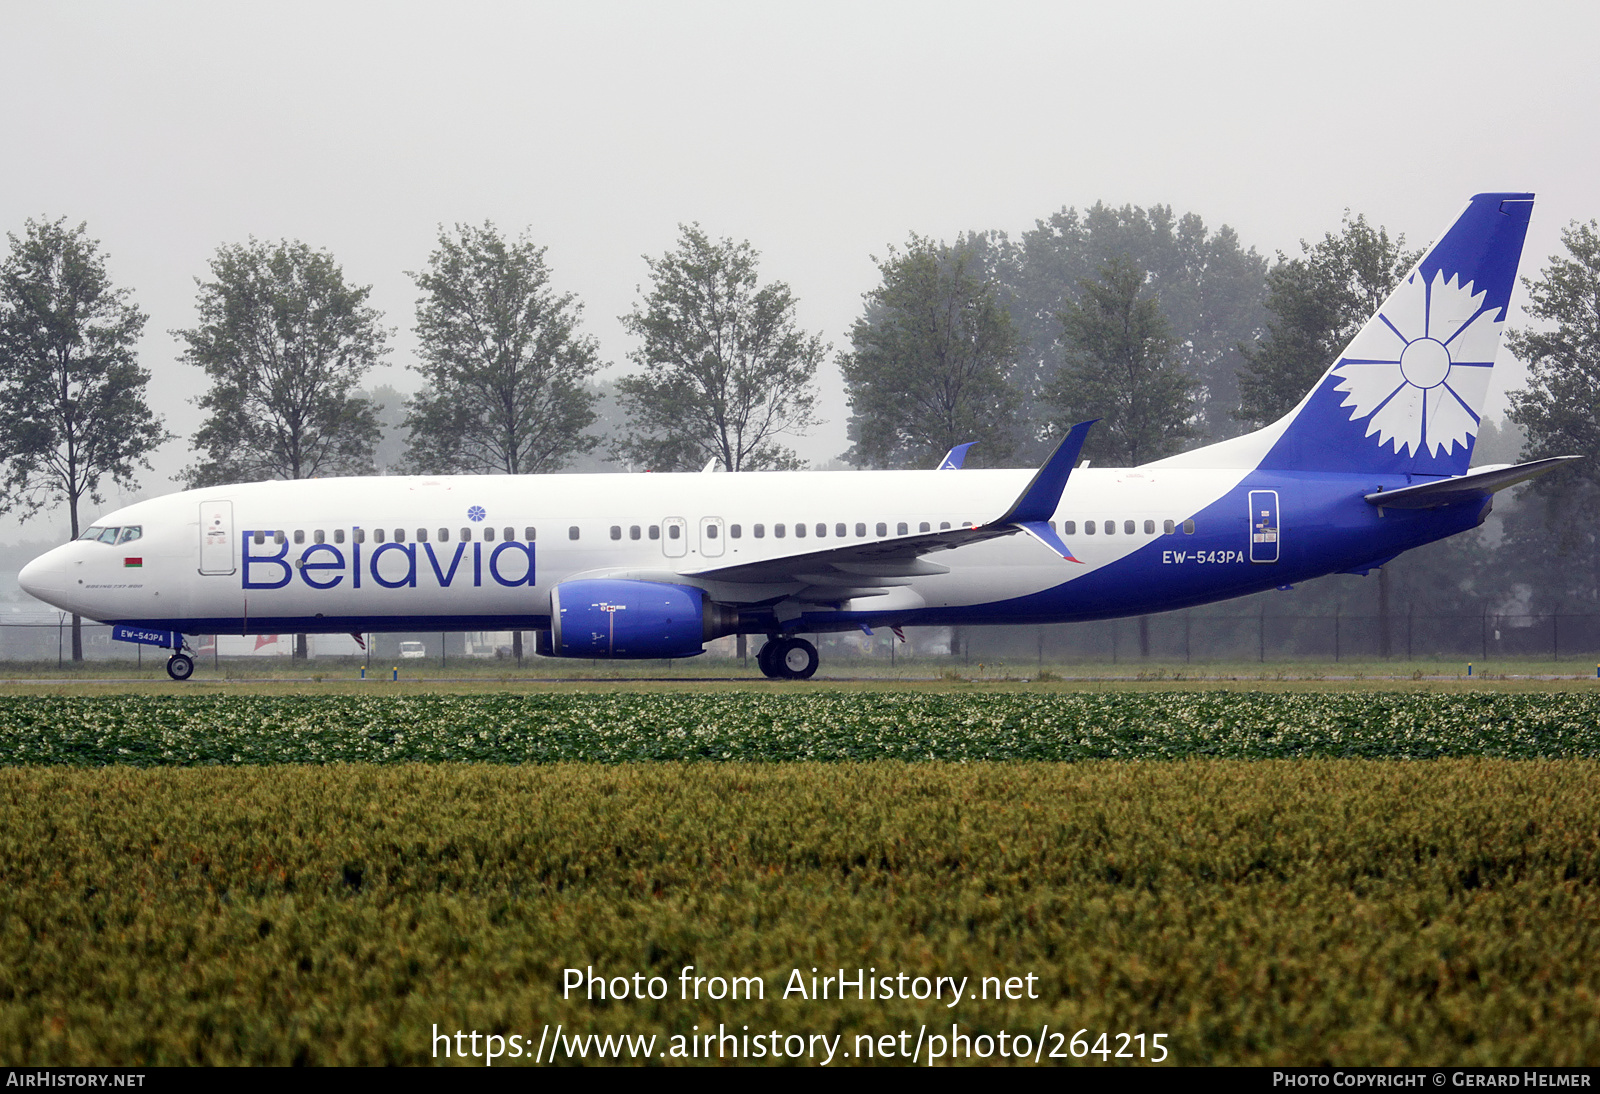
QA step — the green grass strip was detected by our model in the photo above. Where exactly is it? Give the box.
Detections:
[3,691,1600,766]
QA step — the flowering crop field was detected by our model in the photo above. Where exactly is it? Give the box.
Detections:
[3,692,1600,1066]
[3,690,1600,766]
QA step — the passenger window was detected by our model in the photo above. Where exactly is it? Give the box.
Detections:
[314,530,325,545]
[395,529,405,543]
[1124,520,1135,535]
[253,530,265,545]
[460,529,471,542]
[1144,519,1155,534]
[505,527,516,542]
[835,523,846,537]
[566,526,577,541]
[629,525,641,540]
[610,525,622,541]
[374,528,386,544]
[875,522,886,537]
[1183,519,1196,534]
[525,527,536,541]
[795,523,806,538]
[333,529,345,544]
[774,524,785,538]
[817,523,828,538]
[668,525,679,540]
[1085,522,1096,536]
[274,530,286,545]
[855,523,866,537]
[940,522,950,530]
[351,529,363,544]
[1063,521,1076,534]
[649,525,660,540]
[754,524,766,538]
[117,527,142,545]
[896,522,907,535]
[706,524,718,539]
[919,522,931,533]
[1104,521,1115,535]
[293,529,305,545]
[730,524,741,538]
[484,527,494,541]
[1164,520,1175,534]
[416,529,428,543]
[438,528,449,542]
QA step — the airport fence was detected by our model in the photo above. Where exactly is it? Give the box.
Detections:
[5,607,1600,667]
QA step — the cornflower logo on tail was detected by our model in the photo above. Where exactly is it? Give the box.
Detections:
[1331,270,1503,457]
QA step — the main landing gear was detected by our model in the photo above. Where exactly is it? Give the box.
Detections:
[756,636,818,680]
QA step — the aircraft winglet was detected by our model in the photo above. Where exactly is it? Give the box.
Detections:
[938,442,976,470]
[1017,520,1083,563]
[994,420,1097,526]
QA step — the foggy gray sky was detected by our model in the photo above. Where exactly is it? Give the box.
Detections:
[2,0,1597,546]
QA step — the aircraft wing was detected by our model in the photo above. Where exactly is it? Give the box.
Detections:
[682,421,1096,605]
[1364,456,1580,509]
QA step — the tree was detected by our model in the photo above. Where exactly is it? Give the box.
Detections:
[840,235,1022,468]
[404,222,600,475]
[1506,219,1600,604]
[1046,255,1197,467]
[177,239,387,487]
[363,383,410,474]
[1045,253,1196,660]
[614,224,823,472]
[177,238,388,660]
[1236,211,1421,428]
[0,217,169,661]
[1007,202,1266,446]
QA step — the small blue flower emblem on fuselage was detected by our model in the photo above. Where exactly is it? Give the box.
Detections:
[467,506,486,522]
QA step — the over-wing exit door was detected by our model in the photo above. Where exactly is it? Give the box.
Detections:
[1248,490,1280,563]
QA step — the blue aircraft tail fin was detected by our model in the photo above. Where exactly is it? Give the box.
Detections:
[1259,193,1534,476]
[1154,194,1534,476]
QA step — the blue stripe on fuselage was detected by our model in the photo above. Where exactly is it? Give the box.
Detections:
[803,471,1487,628]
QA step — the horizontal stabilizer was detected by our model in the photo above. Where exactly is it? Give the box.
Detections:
[1364,456,1581,509]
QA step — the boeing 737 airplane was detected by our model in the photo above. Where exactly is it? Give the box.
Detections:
[18,192,1575,680]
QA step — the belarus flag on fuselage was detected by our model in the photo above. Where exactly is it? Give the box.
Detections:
[123,557,142,568]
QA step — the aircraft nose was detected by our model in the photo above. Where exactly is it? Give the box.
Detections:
[17,552,63,602]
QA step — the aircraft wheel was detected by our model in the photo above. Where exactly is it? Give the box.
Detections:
[775,637,819,680]
[756,639,783,679]
[166,653,195,681]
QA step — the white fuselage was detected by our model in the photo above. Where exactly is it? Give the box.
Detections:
[20,465,1256,633]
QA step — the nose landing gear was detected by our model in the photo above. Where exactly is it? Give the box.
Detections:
[165,651,195,681]
[756,636,819,680]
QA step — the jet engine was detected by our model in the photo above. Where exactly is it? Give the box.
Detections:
[547,579,736,659]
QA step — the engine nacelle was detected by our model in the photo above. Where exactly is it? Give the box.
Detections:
[548,579,732,659]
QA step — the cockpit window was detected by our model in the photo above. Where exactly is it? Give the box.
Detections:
[116,526,141,545]
[78,526,105,541]
[97,527,120,544]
